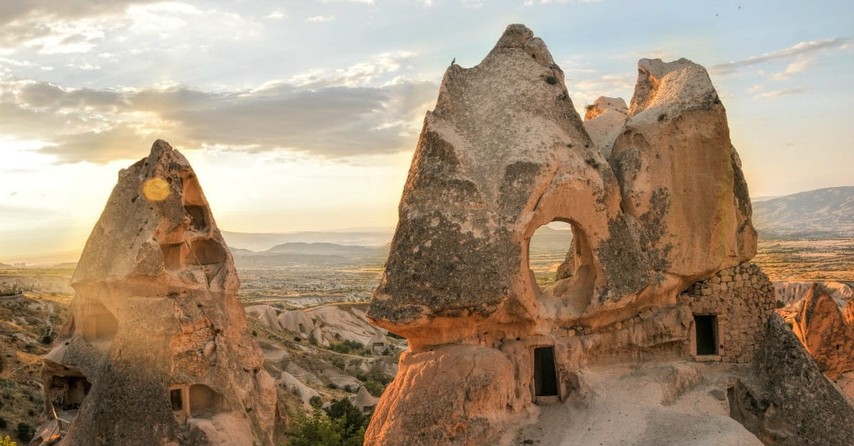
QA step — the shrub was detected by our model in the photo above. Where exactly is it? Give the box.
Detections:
[0,435,17,446]
[285,399,369,446]
[330,358,345,370]
[285,409,342,446]
[309,396,322,409]
[363,380,386,397]
[326,398,366,440]
[15,422,34,443]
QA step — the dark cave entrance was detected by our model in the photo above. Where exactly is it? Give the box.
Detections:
[534,346,559,398]
[694,315,719,356]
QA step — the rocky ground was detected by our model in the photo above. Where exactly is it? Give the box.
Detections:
[0,290,69,442]
[512,362,762,446]
[0,232,849,444]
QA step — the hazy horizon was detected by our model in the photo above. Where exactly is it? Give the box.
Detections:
[1,1,852,260]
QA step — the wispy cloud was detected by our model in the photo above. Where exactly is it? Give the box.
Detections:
[264,9,286,20]
[285,51,417,88]
[305,15,335,23]
[753,87,806,99]
[710,37,848,75]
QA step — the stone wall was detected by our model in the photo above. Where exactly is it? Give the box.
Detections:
[683,262,776,363]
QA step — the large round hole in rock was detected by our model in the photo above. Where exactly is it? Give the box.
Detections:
[527,221,574,288]
[526,220,596,313]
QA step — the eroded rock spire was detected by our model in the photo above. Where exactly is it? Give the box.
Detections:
[37,140,277,446]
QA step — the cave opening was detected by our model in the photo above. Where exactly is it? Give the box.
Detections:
[694,314,719,356]
[189,384,224,418]
[534,346,559,398]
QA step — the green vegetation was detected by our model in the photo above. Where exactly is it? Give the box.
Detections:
[0,435,17,446]
[329,340,365,355]
[15,422,34,443]
[285,398,368,446]
[362,380,385,397]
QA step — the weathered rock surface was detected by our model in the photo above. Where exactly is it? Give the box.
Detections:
[583,96,627,158]
[788,284,854,379]
[774,280,853,307]
[369,23,657,347]
[611,58,756,281]
[366,24,774,446]
[36,141,277,446]
[728,314,854,446]
[365,345,525,446]
[247,302,390,350]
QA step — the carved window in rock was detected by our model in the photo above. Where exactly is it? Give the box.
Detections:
[694,315,719,356]
[189,384,224,418]
[81,302,118,343]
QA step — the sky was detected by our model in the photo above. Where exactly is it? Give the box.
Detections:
[0,0,852,261]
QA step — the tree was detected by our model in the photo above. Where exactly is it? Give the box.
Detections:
[284,398,369,446]
[15,422,34,443]
[285,409,343,446]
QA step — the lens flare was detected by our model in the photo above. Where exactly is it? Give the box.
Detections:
[142,177,171,202]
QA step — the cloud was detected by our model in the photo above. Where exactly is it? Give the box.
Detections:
[0,0,160,27]
[264,10,286,20]
[710,38,849,75]
[753,87,806,99]
[770,54,812,80]
[0,0,158,51]
[305,15,335,23]
[285,51,417,88]
[0,74,439,163]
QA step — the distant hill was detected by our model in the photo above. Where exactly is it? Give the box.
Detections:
[0,263,14,270]
[752,186,854,238]
[221,229,393,251]
[231,242,388,267]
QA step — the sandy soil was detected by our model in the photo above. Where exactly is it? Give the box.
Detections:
[512,361,762,446]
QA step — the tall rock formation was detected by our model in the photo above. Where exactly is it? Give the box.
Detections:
[583,96,627,158]
[729,315,854,446]
[36,141,277,446]
[790,284,854,379]
[610,59,757,282]
[366,24,776,445]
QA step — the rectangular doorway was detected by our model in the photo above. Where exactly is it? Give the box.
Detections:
[694,315,718,356]
[534,346,558,397]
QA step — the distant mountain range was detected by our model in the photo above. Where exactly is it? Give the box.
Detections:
[752,186,854,238]
[231,242,388,267]
[3,187,850,267]
[222,229,392,251]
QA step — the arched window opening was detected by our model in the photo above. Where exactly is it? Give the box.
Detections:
[527,221,574,288]
[526,219,596,313]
